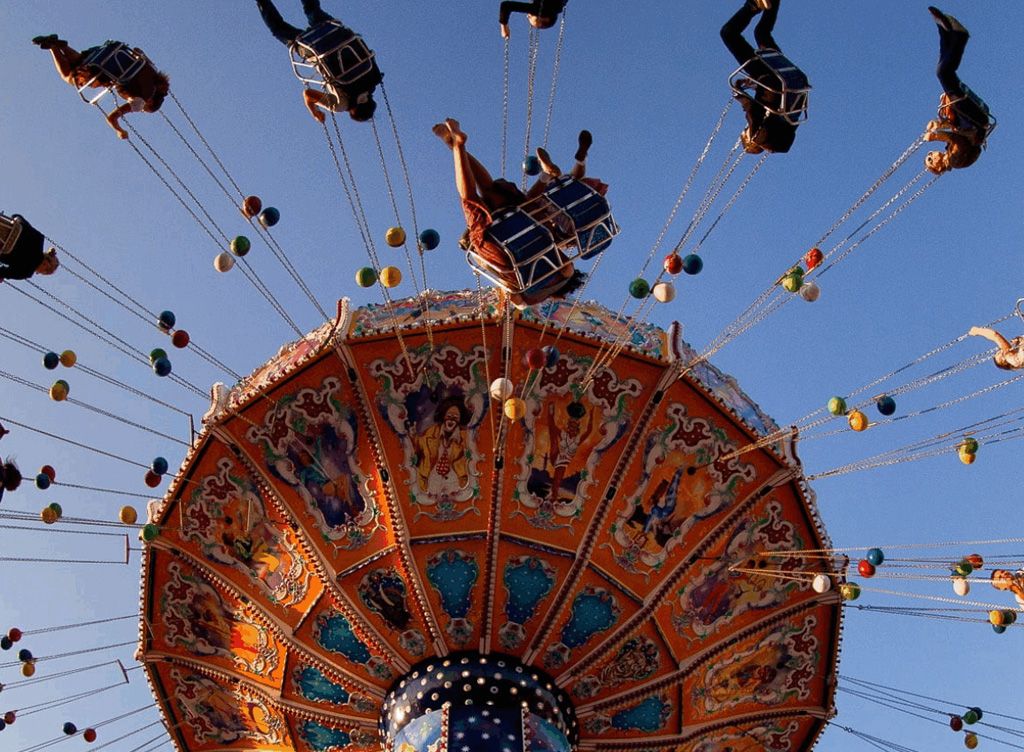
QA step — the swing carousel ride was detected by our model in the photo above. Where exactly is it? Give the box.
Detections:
[2,3,1024,752]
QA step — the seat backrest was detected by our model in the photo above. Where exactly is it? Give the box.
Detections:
[80,42,146,86]
[293,22,377,88]
[758,50,810,92]
[0,214,23,257]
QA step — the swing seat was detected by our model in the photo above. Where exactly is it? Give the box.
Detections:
[290,21,378,90]
[466,177,619,296]
[939,87,997,141]
[76,42,148,105]
[729,50,811,126]
[0,214,23,257]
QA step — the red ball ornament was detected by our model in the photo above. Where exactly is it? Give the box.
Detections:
[40,465,56,482]
[241,195,262,219]
[966,553,984,569]
[83,728,97,743]
[3,711,15,725]
[144,470,162,488]
[171,330,190,349]
[663,253,684,275]
[525,348,546,370]
[7,628,22,643]
[804,247,824,270]
[950,715,963,731]
[857,559,876,578]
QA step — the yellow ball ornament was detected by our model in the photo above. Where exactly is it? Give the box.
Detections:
[958,449,976,465]
[40,506,59,524]
[847,409,869,432]
[119,506,138,525]
[503,398,526,421]
[21,662,36,678]
[380,266,402,288]
[385,227,406,247]
[59,350,77,368]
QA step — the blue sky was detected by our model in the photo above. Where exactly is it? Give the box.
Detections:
[1,2,1022,750]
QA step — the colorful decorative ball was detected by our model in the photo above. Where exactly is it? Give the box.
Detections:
[47,502,62,519]
[503,398,526,421]
[152,357,172,377]
[876,395,896,416]
[827,396,847,416]
[17,649,32,663]
[157,310,176,331]
[839,582,861,601]
[970,707,984,721]
[488,378,513,402]
[964,732,978,750]
[525,348,546,370]
[214,251,235,272]
[42,351,60,370]
[811,574,832,593]
[681,254,703,275]
[385,227,406,248]
[866,548,885,566]
[804,247,824,270]
[628,278,650,299]
[8,628,22,643]
[950,716,964,731]
[40,465,55,482]
[144,470,162,488]
[119,506,138,525]
[847,409,869,432]
[992,624,1006,634]
[49,380,69,402]
[966,554,984,569]
[963,709,979,725]
[151,457,169,475]
[59,350,76,368]
[40,506,58,524]
[952,577,970,596]
[3,710,14,724]
[960,437,979,454]
[542,345,560,368]
[522,155,541,176]
[355,267,377,288]
[989,610,1006,627]
[781,270,803,293]
[230,235,251,257]
[171,330,190,349]
[799,281,821,302]
[0,719,5,731]
[955,560,974,577]
[35,473,51,490]
[63,722,77,736]
[664,253,684,275]
[380,266,402,288]
[652,281,676,303]
[566,401,586,420]
[83,728,97,743]
[418,229,440,251]
[149,348,167,364]
[241,195,262,218]
[857,559,876,578]
[0,637,11,651]
[21,663,35,678]
[958,449,976,465]
[141,524,160,542]
[258,207,280,228]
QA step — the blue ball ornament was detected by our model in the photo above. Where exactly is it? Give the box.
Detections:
[543,345,560,368]
[993,624,1007,634]
[43,352,60,370]
[17,649,32,662]
[35,473,51,490]
[876,395,896,416]
[522,155,541,176]
[157,310,176,331]
[63,722,77,736]
[866,548,884,566]
[153,357,172,377]
[0,636,12,650]
[151,457,169,476]
[418,228,440,251]
[258,207,280,228]
[682,254,703,275]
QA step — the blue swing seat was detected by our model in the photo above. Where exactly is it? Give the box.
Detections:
[729,50,811,126]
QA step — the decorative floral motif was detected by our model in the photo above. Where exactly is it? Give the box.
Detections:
[686,720,801,752]
[172,668,284,745]
[572,636,660,699]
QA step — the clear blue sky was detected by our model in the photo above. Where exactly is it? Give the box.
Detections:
[1,2,1022,750]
